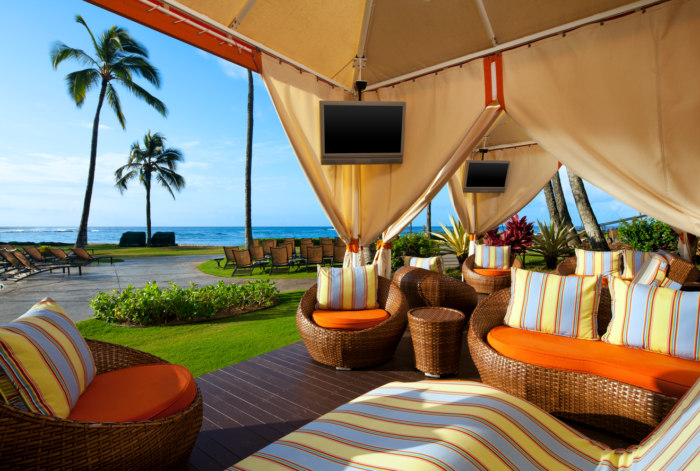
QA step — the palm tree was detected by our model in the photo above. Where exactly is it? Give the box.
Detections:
[543,181,561,230]
[566,168,609,250]
[115,132,185,246]
[551,171,581,246]
[51,15,167,248]
[244,70,254,250]
[426,202,432,235]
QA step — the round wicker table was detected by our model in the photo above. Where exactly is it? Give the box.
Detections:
[408,307,466,377]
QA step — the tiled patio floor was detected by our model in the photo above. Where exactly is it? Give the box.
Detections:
[188,332,636,470]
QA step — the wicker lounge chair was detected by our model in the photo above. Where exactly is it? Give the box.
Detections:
[468,286,680,441]
[269,247,292,275]
[333,237,344,246]
[462,253,523,294]
[11,251,80,279]
[219,246,239,269]
[299,238,312,246]
[0,250,25,278]
[0,244,15,251]
[304,246,323,272]
[283,238,295,247]
[1,339,202,470]
[280,243,295,260]
[249,245,268,269]
[319,238,332,245]
[261,239,276,256]
[22,246,58,263]
[321,243,334,265]
[47,247,79,263]
[232,249,259,275]
[328,245,346,266]
[392,266,478,318]
[71,247,113,265]
[297,276,409,369]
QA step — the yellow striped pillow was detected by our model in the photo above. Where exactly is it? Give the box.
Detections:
[632,253,668,286]
[316,266,378,311]
[474,245,510,269]
[574,248,622,277]
[504,268,603,340]
[621,250,653,278]
[403,256,444,274]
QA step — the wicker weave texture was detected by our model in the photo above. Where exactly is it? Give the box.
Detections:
[0,339,203,471]
[392,266,478,320]
[468,288,676,441]
[462,254,523,294]
[409,307,466,376]
[296,277,408,369]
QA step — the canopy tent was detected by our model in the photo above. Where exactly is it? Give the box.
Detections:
[87,0,700,269]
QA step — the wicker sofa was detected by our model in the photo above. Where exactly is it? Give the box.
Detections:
[0,340,203,471]
[462,253,523,294]
[468,288,688,441]
[297,276,409,369]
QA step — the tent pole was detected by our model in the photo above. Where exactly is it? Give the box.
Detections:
[473,0,498,47]
[353,0,375,84]
[230,0,258,30]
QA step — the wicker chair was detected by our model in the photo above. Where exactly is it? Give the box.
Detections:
[283,238,295,247]
[222,246,239,269]
[261,239,276,256]
[249,245,268,269]
[329,245,346,266]
[392,266,478,320]
[297,277,409,369]
[462,254,523,294]
[321,243,334,264]
[0,340,202,471]
[305,246,323,272]
[232,249,258,275]
[300,238,313,246]
[468,287,678,441]
[269,247,292,275]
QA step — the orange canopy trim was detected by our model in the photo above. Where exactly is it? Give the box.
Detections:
[85,0,262,74]
[483,55,505,110]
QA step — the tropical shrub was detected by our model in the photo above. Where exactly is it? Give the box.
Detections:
[482,214,535,256]
[528,221,579,269]
[431,215,470,266]
[390,233,439,272]
[618,217,677,252]
[90,279,279,325]
[38,245,57,255]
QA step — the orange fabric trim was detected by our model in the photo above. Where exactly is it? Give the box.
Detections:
[347,238,360,253]
[376,240,393,250]
[313,309,389,331]
[84,0,262,74]
[557,162,563,169]
[488,326,700,398]
[469,233,476,242]
[68,364,196,422]
[483,55,505,110]
[474,268,511,277]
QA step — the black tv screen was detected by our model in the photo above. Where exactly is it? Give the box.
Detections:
[320,101,405,165]
[463,160,510,193]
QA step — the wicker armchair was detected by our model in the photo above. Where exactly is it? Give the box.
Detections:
[468,287,678,441]
[392,266,478,320]
[297,277,409,369]
[0,339,202,471]
[462,254,522,294]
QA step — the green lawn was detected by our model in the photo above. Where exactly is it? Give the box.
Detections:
[77,290,304,377]
[198,259,319,279]
[14,243,224,259]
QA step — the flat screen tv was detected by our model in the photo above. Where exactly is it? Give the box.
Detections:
[463,160,510,193]
[320,101,406,165]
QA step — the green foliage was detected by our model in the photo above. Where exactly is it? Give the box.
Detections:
[38,245,57,255]
[431,215,470,266]
[618,217,677,252]
[528,221,579,269]
[90,279,279,326]
[390,233,439,272]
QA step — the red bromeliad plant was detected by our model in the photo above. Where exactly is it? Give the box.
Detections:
[482,214,535,256]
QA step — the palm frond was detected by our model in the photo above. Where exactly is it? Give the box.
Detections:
[106,84,126,129]
[50,42,97,69]
[74,15,100,56]
[114,55,162,87]
[114,167,139,195]
[156,166,186,192]
[118,34,150,58]
[65,68,101,108]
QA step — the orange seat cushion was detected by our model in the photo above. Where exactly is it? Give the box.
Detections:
[312,309,390,331]
[488,326,700,398]
[68,364,197,423]
[473,268,511,277]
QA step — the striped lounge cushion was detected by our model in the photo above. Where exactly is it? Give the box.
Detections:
[604,276,700,361]
[660,277,683,290]
[621,250,653,278]
[504,268,603,340]
[403,256,444,274]
[575,248,622,277]
[228,379,700,471]
[633,252,669,286]
[316,266,378,311]
[0,298,95,418]
[474,244,510,269]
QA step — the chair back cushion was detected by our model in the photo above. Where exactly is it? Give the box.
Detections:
[621,250,653,278]
[474,245,510,269]
[632,253,669,286]
[0,298,96,418]
[316,266,378,310]
[403,256,444,274]
[604,276,700,361]
[574,248,622,277]
[504,268,603,340]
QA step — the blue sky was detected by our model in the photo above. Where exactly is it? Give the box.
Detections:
[0,0,641,231]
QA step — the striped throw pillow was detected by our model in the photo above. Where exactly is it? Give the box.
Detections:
[316,266,378,311]
[0,298,96,418]
[659,277,683,290]
[632,253,668,286]
[604,276,700,361]
[504,268,603,340]
[621,250,653,278]
[474,245,510,269]
[575,249,622,277]
[403,256,444,274]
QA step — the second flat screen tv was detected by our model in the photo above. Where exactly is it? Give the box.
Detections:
[320,101,406,165]
[463,160,510,193]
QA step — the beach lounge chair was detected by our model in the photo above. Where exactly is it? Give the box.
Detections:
[232,249,259,276]
[252,239,260,247]
[299,238,312,246]
[249,245,268,269]
[321,243,334,265]
[22,246,57,263]
[0,250,24,278]
[319,237,332,245]
[283,238,295,247]
[328,245,346,266]
[333,237,344,247]
[13,251,80,278]
[261,239,276,256]
[220,246,239,269]
[47,247,78,263]
[0,244,14,251]
[305,246,323,273]
[280,243,295,260]
[71,247,113,265]
[269,247,292,275]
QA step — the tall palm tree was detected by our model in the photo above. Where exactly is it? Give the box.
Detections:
[426,202,432,235]
[244,70,254,250]
[543,181,561,230]
[115,132,185,246]
[551,171,581,246]
[566,168,609,250]
[51,15,167,248]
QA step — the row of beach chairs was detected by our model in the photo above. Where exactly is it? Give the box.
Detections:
[0,245,112,282]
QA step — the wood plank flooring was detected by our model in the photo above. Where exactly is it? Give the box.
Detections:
[188,332,635,470]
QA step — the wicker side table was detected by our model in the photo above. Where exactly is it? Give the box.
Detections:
[408,307,466,377]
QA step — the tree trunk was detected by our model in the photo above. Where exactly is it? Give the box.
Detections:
[688,234,698,266]
[551,170,581,245]
[145,174,152,247]
[543,181,561,230]
[75,79,108,248]
[567,168,610,251]
[426,202,431,235]
[244,70,254,250]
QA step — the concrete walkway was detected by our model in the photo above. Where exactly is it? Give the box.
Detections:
[0,256,316,325]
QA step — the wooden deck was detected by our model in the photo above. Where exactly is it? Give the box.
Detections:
[187,330,635,470]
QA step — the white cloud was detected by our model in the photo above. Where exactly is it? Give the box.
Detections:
[70,121,112,131]
[177,141,200,148]
[218,58,249,80]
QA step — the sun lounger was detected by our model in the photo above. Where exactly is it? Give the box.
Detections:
[71,247,113,265]
[0,250,80,281]
[22,246,58,263]
[48,247,79,263]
